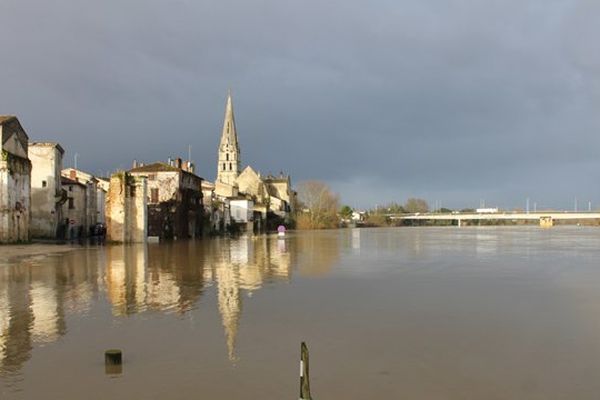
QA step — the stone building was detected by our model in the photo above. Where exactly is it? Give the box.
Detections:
[0,116,31,243]
[96,177,110,224]
[201,180,232,233]
[129,158,204,240]
[105,172,147,243]
[263,173,295,217]
[61,168,100,233]
[61,176,88,239]
[29,142,66,238]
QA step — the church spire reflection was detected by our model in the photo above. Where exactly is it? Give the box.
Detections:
[0,232,339,375]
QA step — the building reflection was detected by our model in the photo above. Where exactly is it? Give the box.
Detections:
[0,249,100,375]
[0,232,340,374]
[105,245,148,315]
[202,235,294,360]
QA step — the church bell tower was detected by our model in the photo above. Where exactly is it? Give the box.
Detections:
[217,91,241,185]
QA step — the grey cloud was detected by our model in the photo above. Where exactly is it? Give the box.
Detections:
[1,0,599,210]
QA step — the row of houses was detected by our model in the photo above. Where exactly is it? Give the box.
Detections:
[1,92,295,243]
[1,116,109,243]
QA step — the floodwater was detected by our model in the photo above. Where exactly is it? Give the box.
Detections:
[2,227,600,399]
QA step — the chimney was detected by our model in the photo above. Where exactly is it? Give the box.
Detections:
[167,157,172,166]
[176,157,182,169]
[70,170,77,180]
[132,159,138,169]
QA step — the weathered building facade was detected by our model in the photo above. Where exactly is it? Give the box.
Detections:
[0,116,31,243]
[202,180,231,233]
[61,176,88,239]
[29,142,65,238]
[61,168,100,233]
[96,177,110,224]
[263,174,296,218]
[129,160,204,240]
[105,172,147,243]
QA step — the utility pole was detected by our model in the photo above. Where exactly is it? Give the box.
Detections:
[526,197,530,214]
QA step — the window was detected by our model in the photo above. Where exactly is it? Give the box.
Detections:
[42,180,47,188]
[222,163,226,171]
[68,198,74,209]
[69,186,72,192]
[229,163,232,171]
[151,188,159,203]
[226,153,229,161]
[148,174,156,181]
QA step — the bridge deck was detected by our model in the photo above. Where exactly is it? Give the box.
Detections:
[392,212,600,221]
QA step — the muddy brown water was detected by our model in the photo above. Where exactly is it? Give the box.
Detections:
[2,227,600,399]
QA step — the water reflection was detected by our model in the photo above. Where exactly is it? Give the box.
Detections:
[206,235,295,360]
[0,249,100,375]
[0,232,340,374]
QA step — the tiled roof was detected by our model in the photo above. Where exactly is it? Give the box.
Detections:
[129,162,180,173]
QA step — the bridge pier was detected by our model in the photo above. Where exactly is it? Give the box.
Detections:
[539,216,553,228]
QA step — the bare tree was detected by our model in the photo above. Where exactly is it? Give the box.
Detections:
[297,180,340,229]
[404,198,429,213]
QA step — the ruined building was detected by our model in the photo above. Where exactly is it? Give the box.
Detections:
[105,172,147,243]
[29,142,66,238]
[0,116,31,243]
[129,158,204,240]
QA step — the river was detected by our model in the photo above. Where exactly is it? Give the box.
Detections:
[2,226,600,399]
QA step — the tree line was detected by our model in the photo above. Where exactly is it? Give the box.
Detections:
[294,180,434,229]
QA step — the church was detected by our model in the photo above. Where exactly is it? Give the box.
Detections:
[212,92,295,230]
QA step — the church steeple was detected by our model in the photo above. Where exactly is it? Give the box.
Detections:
[217,91,241,185]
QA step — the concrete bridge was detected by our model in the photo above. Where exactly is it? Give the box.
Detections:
[390,212,600,227]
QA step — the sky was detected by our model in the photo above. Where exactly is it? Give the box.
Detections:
[1,0,599,210]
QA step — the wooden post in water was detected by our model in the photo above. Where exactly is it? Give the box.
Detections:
[105,349,123,374]
[300,342,312,400]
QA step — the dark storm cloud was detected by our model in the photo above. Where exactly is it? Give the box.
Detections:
[1,0,599,209]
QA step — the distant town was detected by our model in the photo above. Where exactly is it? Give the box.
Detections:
[0,92,295,244]
[3,91,600,244]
